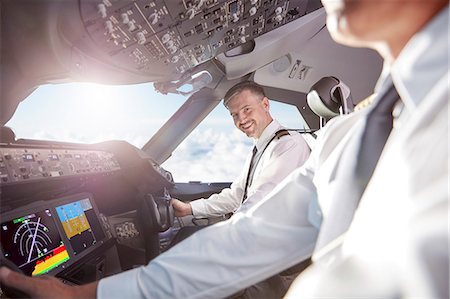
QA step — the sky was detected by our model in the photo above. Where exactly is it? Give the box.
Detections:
[6,83,306,182]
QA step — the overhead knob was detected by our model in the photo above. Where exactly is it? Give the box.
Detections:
[127,21,136,32]
[161,33,171,43]
[238,26,245,35]
[97,3,107,18]
[187,8,196,20]
[168,46,177,54]
[136,32,146,45]
[121,13,130,24]
[148,12,158,25]
[166,40,175,48]
[105,20,114,34]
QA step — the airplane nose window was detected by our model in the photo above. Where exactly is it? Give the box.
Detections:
[5,83,186,148]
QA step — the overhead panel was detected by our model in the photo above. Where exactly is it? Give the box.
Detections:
[79,0,320,81]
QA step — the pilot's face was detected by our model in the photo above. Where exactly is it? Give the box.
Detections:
[227,90,272,139]
[321,0,398,45]
[321,0,447,59]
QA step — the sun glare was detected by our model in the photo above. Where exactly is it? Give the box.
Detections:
[73,83,123,130]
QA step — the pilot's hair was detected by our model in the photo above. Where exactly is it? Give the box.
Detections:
[223,81,266,107]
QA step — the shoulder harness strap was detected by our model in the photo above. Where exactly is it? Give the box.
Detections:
[274,129,290,140]
[242,129,291,203]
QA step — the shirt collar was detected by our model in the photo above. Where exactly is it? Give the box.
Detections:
[389,5,449,112]
[254,119,283,151]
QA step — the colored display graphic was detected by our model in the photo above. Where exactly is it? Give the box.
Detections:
[32,244,70,276]
[56,201,91,239]
[0,210,70,276]
[55,198,97,255]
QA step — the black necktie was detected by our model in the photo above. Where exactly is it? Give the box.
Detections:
[314,83,400,256]
[242,146,258,203]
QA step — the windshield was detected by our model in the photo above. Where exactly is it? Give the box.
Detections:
[163,100,307,182]
[7,84,308,183]
[5,83,186,148]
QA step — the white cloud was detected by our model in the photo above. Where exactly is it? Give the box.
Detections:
[30,130,91,144]
[163,128,253,182]
[25,128,149,148]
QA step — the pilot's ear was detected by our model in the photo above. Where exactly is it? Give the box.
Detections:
[262,97,270,111]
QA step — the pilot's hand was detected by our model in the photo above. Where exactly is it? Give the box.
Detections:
[0,267,98,298]
[171,198,193,217]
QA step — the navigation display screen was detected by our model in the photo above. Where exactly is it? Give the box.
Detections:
[0,210,70,276]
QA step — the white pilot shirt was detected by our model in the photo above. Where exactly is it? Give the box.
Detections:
[97,108,367,299]
[287,5,449,299]
[190,119,311,217]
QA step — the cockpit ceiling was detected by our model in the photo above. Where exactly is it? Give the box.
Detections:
[0,0,323,125]
[79,0,322,79]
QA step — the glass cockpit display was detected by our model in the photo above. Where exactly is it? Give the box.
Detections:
[0,193,107,277]
[0,210,70,276]
[55,198,105,255]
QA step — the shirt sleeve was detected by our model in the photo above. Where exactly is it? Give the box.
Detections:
[98,161,319,299]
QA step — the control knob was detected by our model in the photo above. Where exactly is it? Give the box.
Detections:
[127,21,136,32]
[121,13,130,24]
[168,46,178,54]
[136,32,146,45]
[105,20,114,34]
[231,13,239,22]
[187,8,196,20]
[166,40,175,48]
[148,12,158,25]
[97,3,107,18]
[161,33,171,44]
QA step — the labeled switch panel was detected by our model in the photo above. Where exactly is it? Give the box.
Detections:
[80,0,318,80]
[0,147,121,184]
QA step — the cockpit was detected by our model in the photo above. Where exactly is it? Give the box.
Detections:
[0,0,384,294]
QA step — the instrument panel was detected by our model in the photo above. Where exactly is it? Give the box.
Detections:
[0,147,121,185]
[0,140,178,281]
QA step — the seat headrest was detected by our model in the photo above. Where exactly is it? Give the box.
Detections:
[307,76,353,120]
